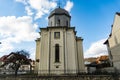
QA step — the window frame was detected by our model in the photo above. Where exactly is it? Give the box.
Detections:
[55,44,60,63]
[54,32,60,39]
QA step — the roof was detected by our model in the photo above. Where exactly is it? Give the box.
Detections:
[0,55,8,62]
[104,39,108,44]
[116,12,120,16]
[96,55,109,64]
[84,57,97,62]
[96,55,109,61]
[48,7,71,18]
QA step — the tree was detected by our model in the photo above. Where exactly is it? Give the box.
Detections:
[16,50,30,58]
[0,50,31,76]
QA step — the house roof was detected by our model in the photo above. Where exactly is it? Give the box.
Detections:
[0,55,8,62]
[96,55,109,61]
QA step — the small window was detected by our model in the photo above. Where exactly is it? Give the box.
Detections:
[54,32,60,39]
[56,66,59,68]
[66,21,68,26]
[36,59,39,62]
[57,19,60,26]
[51,22,52,26]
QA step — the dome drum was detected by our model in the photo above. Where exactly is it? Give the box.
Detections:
[48,7,71,27]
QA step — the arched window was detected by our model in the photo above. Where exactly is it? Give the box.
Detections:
[55,44,60,62]
[57,19,60,26]
[51,21,52,26]
[66,21,68,26]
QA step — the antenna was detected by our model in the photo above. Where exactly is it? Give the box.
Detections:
[58,0,61,8]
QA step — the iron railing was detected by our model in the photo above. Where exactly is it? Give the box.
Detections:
[0,70,120,80]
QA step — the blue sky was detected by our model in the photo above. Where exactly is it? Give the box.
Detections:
[0,0,120,59]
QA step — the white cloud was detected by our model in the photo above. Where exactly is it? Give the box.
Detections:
[9,0,74,60]
[16,0,57,19]
[0,42,13,53]
[16,0,74,19]
[0,16,39,42]
[28,0,57,19]
[84,39,108,58]
[64,0,74,12]
[0,16,39,56]
[25,6,34,16]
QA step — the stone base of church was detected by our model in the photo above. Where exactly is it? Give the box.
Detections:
[37,70,80,75]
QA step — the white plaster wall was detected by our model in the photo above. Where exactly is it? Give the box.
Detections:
[66,29,77,73]
[37,27,84,74]
[111,44,120,70]
[48,16,55,26]
[109,14,120,48]
[49,15,70,27]
[35,39,41,73]
[50,28,65,74]
[76,39,85,72]
[39,30,49,74]
[108,14,120,70]
[109,36,116,48]
[112,14,120,34]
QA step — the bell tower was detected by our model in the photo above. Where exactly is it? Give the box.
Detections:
[48,7,71,27]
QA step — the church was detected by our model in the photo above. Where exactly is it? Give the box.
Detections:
[35,7,85,74]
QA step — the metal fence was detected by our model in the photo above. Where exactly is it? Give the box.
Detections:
[0,70,120,80]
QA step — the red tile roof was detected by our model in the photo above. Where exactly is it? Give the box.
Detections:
[0,55,8,62]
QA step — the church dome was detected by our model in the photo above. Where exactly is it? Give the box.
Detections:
[48,7,71,18]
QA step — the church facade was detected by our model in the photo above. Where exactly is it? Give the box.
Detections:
[35,7,85,74]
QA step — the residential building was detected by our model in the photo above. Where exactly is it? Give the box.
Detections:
[104,12,120,71]
[85,55,111,73]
